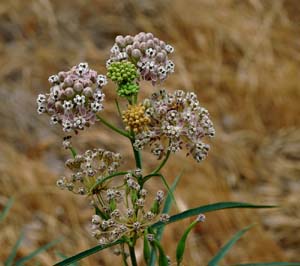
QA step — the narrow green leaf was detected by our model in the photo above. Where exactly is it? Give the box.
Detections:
[5,231,25,266]
[149,172,182,266]
[55,252,79,266]
[53,239,125,266]
[208,224,255,266]
[232,263,300,266]
[176,219,198,265]
[151,202,276,229]
[0,197,14,222]
[15,237,63,266]
[152,240,169,266]
[158,172,182,239]
[143,231,151,265]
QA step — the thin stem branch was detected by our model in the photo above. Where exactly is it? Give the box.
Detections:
[121,243,129,266]
[96,114,132,139]
[151,150,171,174]
[68,147,77,158]
[131,139,142,169]
[128,243,138,266]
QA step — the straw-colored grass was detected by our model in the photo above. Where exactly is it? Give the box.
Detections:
[0,0,299,265]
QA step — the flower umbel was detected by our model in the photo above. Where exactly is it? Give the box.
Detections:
[56,148,122,195]
[134,89,215,162]
[36,62,106,133]
[108,32,175,85]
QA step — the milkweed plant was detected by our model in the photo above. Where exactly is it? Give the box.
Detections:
[36,32,300,266]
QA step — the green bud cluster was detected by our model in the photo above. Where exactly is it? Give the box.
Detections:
[107,61,140,97]
[117,83,139,97]
[107,61,139,83]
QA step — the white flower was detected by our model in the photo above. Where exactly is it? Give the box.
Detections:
[48,75,59,84]
[96,75,108,87]
[73,95,86,106]
[63,100,74,110]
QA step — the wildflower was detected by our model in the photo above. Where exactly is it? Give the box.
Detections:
[57,149,122,195]
[36,62,106,133]
[122,104,151,133]
[134,89,215,163]
[108,32,175,85]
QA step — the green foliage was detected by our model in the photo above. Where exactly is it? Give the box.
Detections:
[176,219,199,265]
[53,239,125,266]
[0,197,14,223]
[208,224,255,266]
[107,61,139,84]
[151,202,276,229]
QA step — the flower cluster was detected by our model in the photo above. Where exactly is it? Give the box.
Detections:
[90,171,169,245]
[36,63,107,133]
[134,89,215,162]
[122,104,151,133]
[56,149,121,195]
[107,61,139,97]
[108,32,175,85]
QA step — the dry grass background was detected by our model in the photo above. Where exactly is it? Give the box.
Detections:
[0,0,299,265]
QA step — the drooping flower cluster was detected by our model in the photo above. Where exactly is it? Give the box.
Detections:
[107,61,139,97]
[134,89,215,162]
[90,170,169,245]
[36,63,107,133]
[108,32,175,85]
[122,104,151,133]
[56,148,121,195]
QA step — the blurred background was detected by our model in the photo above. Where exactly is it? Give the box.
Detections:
[0,0,299,265]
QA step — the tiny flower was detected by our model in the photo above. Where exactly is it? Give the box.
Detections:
[156,190,164,203]
[92,215,101,224]
[36,94,46,104]
[126,208,134,218]
[147,234,155,242]
[48,74,59,84]
[73,95,86,106]
[145,48,156,58]
[159,213,170,222]
[97,75,108,87]
[91,101,103,112]
[196,214,206,222]
[63,100,74,111]
[165,44,174,53]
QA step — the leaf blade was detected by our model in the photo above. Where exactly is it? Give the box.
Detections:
[208,224,255,266]
[151,202,276,229]
[53,239,125,266]
[0,197,14,223]
[5,231,25,266]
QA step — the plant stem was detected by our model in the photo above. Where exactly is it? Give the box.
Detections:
[131,139,142,169]
[96,114,132,139]
[128,244,138,266]
[69,147,77,158]
[121,243,129,266]
[151,150,171,174]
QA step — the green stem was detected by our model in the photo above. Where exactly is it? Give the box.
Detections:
[90,171,128,193]
[69,147,77,158]
[121,243,129,266]
[128,243,138,266]
[131,139,142,169]
[151,150,171,174]
[96,114,132,139]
